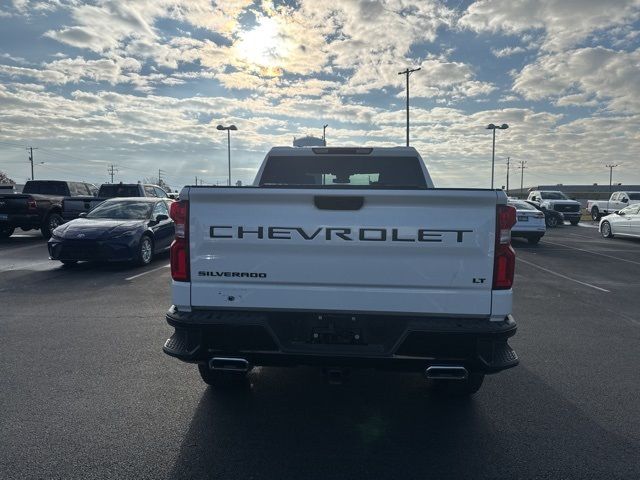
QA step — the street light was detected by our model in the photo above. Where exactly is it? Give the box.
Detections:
[217,124,238,186]
[486,123,509,189]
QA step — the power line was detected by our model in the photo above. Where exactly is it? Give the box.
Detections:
[518,160,527,193]
[107,164,119,183]
[605,164,620,193]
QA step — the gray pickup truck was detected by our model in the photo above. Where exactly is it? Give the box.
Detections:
[62,183,169,221]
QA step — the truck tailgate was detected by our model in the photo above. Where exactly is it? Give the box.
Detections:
[188,188,499,316]
[0,195,29,215]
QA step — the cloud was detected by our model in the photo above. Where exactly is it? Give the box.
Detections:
[491,46,526,57]
[460,0,640,51]
[513,46,640,113]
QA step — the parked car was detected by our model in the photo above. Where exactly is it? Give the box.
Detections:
[524,200,564,227]
[163,146,519,396]
[508,199,546,244]
[599,204,640,239]
[587,191,640,221]
[527,190,581,225]
[48,197,175,265]
[0,180,98,239]
[62,183,169,221]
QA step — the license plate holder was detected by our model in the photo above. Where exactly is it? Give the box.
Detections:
[517,216,528,221]
[0,213,8,221]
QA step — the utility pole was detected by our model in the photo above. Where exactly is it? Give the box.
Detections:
[158,169,166,186]
[398,67,421,147]
[605,164,619,193]
[518,160,527,196]
[195,176,198,186]
[506,157,510,194]
[322,124,328,146]
[27,147,38,180]
[107,164,118,183]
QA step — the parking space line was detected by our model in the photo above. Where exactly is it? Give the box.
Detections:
[518,258,610,292]
[125,264,170,281]
[543,240,640,266]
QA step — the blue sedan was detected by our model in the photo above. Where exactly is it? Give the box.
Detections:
[48,198,175,265]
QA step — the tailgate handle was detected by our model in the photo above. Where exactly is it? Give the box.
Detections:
[314,196,364,211]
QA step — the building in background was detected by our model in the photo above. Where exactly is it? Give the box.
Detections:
[293,135,325,147]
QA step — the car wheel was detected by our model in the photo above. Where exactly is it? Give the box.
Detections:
[60,259,78,266]
[545,215,558,228]
[198,364,249,388]
[591,207,601,221]
[0,225,15,239]
[601,221,614,238]
[528,235,542,245]
[428,372,484,396]
[41,213,63,239]
[570,219,580,226]
[137,235,154,265]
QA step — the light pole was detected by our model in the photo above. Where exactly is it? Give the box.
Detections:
[506,156,510,194]
[217,124,237,186]
[322,124,328,146]
[398,67,421,147]
[486,123,509,189]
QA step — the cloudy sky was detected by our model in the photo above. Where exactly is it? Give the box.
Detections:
[0,0,639,189]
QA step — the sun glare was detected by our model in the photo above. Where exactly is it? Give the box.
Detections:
[236,16,286,76]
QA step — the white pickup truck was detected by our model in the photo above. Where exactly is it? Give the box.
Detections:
[587,191,640,221]
[163,147,519,395]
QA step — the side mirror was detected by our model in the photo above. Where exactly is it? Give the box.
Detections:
[156,214,169,222]
[78,212,87,218]
[616,210,623,215]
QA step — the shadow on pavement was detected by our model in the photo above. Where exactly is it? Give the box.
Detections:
[168,366,638,480]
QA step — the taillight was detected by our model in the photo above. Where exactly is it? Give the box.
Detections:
[493,205,516,290]
[27,197,37,211]
[169,200,189,282]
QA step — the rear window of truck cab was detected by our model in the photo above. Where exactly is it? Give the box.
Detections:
[259,156,427,188]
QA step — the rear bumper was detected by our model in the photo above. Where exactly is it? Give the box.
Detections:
[0,214,40,228]
[163,307,518,374]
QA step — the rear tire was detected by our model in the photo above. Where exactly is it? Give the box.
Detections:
[41,213,63,239]
[428,373,485,396]
[528,235,542,245]
[137,235,154,265]
[591,207,601,221]
[198,364,248,388]
[570,219,580,226]
[0,225,15,239]
[545,215,558,228]
[601,221,614,238]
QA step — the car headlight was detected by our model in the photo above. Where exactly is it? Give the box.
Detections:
[110,230,136,239]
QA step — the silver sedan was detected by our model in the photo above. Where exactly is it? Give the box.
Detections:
[599,204,640,239]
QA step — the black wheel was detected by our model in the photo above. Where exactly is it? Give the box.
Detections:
[0,225,15,239]
[60,259,78,266]
[428,373,485,396]
[137,235,154,265]
[41,213,63,239]
[198,364,249,388]
[545,215,558,228]
[570,219,580,226]
[601,221,614,238]
[528,235,542,245]
[591,207,601,221]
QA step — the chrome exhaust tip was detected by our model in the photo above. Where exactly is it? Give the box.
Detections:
[425,365,468,381]
[209,357,250,372]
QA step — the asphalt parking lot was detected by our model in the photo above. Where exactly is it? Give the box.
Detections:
[1,223,639,480]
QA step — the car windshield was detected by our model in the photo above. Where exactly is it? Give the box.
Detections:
[628,193,640,200]
[87,201,152,219]
[259,155,427,188]
[509,201,537,211]
[540,192,568,200]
